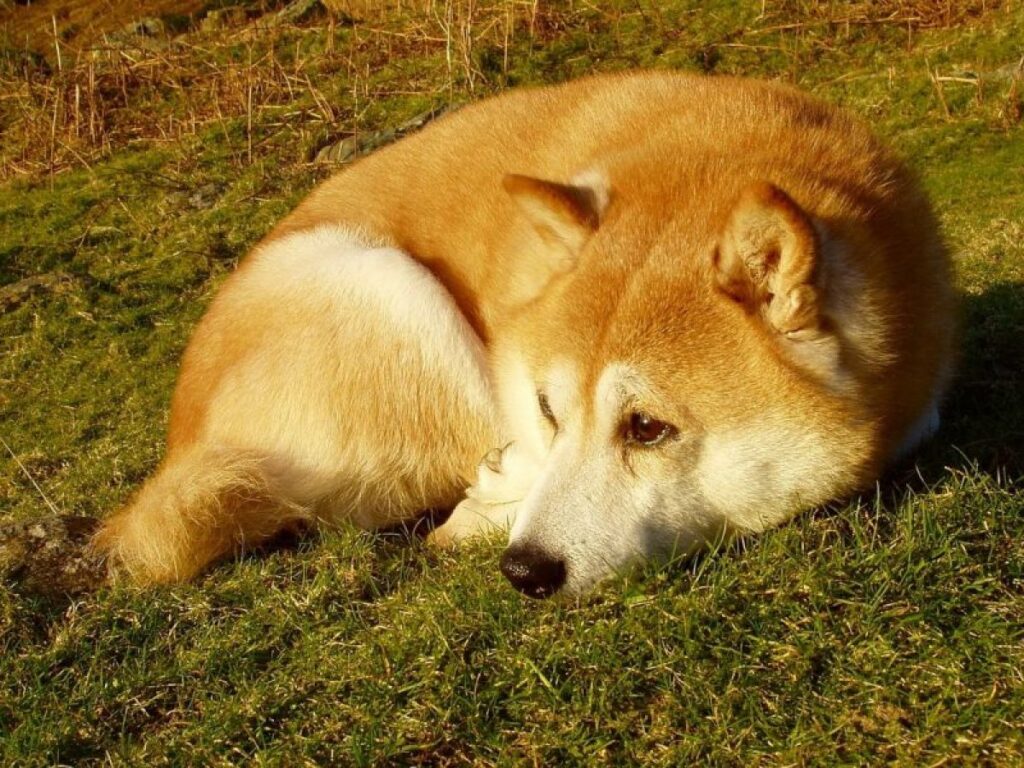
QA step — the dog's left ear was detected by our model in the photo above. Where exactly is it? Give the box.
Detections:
[503,173,607,269]
[713,181,823,337]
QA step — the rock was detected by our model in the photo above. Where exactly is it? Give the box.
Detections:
[275,0,325,26]
[315,135,362,164]
[126,17,166,38]
[188,182,222,210]
[0,272,74,314]
[104,16,171,52]
[315,106,452,165]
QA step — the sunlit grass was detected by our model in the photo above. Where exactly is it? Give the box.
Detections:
[2,1,1022,764]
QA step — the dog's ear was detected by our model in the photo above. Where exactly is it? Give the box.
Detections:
[713,182,823,337]
[713,182,871,392]
[503,173,606,269]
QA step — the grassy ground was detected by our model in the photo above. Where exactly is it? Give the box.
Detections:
[2,1,1023,764]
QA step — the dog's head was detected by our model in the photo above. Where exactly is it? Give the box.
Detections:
[491,169,882,597]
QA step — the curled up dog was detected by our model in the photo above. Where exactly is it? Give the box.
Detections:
[92,71,955,598]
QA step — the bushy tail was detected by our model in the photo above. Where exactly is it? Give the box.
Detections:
[92,445,309,583]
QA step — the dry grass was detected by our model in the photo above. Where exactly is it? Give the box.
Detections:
[0,0,209,53]
[773,0,1012,28]
[0,0,543,180]
[1,16,354,178]
[0,0,1014,181]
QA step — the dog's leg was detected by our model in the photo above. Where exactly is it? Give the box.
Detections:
[94,225,497,582]
[430,442,540,545]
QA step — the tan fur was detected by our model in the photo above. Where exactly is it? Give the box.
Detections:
[93,71,954,587]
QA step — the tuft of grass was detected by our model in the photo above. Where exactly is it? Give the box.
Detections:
[2,1,1023,765]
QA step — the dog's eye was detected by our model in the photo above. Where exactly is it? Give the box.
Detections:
[626,412,676,447]
[537,391,557,429]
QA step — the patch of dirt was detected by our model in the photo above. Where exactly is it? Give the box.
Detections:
[0,514,108,599]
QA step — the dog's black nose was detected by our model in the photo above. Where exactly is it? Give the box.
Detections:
[500,544,566,599]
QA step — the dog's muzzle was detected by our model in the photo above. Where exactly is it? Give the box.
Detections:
[500,543,567,599]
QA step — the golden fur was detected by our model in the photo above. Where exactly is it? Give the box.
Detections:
[93,71,954,588]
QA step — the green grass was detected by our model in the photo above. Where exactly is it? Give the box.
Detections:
[2,1,1023,764]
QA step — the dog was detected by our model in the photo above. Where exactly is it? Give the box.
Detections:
[92,71,955,597]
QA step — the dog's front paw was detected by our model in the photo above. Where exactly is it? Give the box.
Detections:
[428,443,540,547]
[428,496,517,547]
[469,443,539,504]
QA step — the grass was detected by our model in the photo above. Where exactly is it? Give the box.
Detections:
[2,0,1023,764]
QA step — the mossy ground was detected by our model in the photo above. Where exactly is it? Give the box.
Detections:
[2,1,1023,764]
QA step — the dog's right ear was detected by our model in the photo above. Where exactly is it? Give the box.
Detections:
[713,181,861,391]
[713,181,822,336]
[503,172,607,276]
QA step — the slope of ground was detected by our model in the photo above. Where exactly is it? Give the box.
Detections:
[1,1,1022,764]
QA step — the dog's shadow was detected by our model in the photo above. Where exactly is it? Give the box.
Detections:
[896,280,1024,486]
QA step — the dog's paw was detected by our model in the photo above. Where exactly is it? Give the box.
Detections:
[429,443,540,546]
[466,443,540,505]
[428,496,518,547]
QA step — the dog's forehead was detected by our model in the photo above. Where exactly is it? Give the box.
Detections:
[543,359,644,407]
[549,262,729,363]
[523,263,797,427]
[540,360,580,401]
[541,257,700,341]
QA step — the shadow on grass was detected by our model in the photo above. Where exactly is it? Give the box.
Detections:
[229,507,454,603]
[894,280,1024,486]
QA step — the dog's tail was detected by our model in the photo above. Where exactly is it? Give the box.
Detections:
[91,444,309,584]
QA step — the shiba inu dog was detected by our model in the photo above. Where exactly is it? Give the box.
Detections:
[92,71,954,597]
